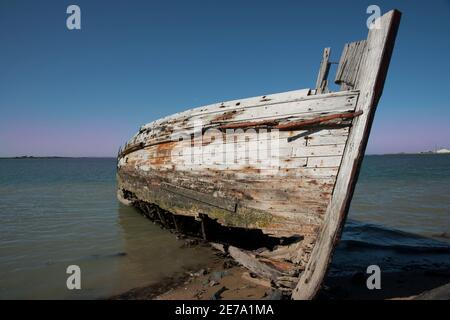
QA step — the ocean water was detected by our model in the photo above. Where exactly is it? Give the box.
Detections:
[0,158,214,299]
[350,154,450,239]
[0,155,449,299]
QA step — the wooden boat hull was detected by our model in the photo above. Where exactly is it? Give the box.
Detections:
[117,10,401,299]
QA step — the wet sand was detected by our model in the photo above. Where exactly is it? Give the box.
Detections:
[110,245,275,300]
[110,243,450,300]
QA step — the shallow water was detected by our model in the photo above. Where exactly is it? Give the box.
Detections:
[0,155,449,299]
[0,158,213,299]
[331,154,450,277]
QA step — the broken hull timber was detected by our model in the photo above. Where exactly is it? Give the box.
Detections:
[117,10,401,299]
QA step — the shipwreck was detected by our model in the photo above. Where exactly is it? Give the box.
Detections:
[117,10,401,299]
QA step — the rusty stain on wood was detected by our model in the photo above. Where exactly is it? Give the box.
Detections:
[212,109,242,122]
[275,110,363,130]
[218,119,280,130]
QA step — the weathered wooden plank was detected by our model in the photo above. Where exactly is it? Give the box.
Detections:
[293,9,401,300]
[232,180,334,195]
[209,94,357,125]
[143,128,350,160]
[188,89,312,117]
[335,40,367,90]
[243,189,332,203]
[128,155,340,179]
[126,166,336,192]
[137,89,311,134]
[127,128,349,162]
[244,203,328,220]
[145,127,348,149]
[121,111,354,159]
[140,88,332,129]
[228,246,283,281]
[129,144,346,174]
[241,191,331,207]
[262,223,321,237]
[190,167,339,179]
[210,242,226,253]
[307,156,342,168]
[161,182,238,212]
[118,171,276,229]
[306,134,348,146]
[122,174,326,239]
[275,110,362,131]
[292,144,345,158]
[335,43,348,84]
[119,159,330,234]
[122,91,358,154]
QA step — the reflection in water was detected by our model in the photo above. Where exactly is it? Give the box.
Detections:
[64,205,215,299]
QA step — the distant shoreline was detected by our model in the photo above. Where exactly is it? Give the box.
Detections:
[1,154,449,159]
[0,156,115,159]
[368,152,450,156]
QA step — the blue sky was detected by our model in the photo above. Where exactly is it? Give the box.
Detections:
[0,0,449,156]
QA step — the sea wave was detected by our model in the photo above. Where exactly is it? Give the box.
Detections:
[340,220,450,253]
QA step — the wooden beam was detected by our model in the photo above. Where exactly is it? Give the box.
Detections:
[315,48,331,94]
[275,111,363,131]
[228,246,282,281]
[292,9,401,300]
[161,182,238,213]
[217,111,362,131]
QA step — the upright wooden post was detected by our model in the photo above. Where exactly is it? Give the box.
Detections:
[315,48,331,94]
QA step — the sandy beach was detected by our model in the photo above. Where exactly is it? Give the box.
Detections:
[110,241,450,300]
